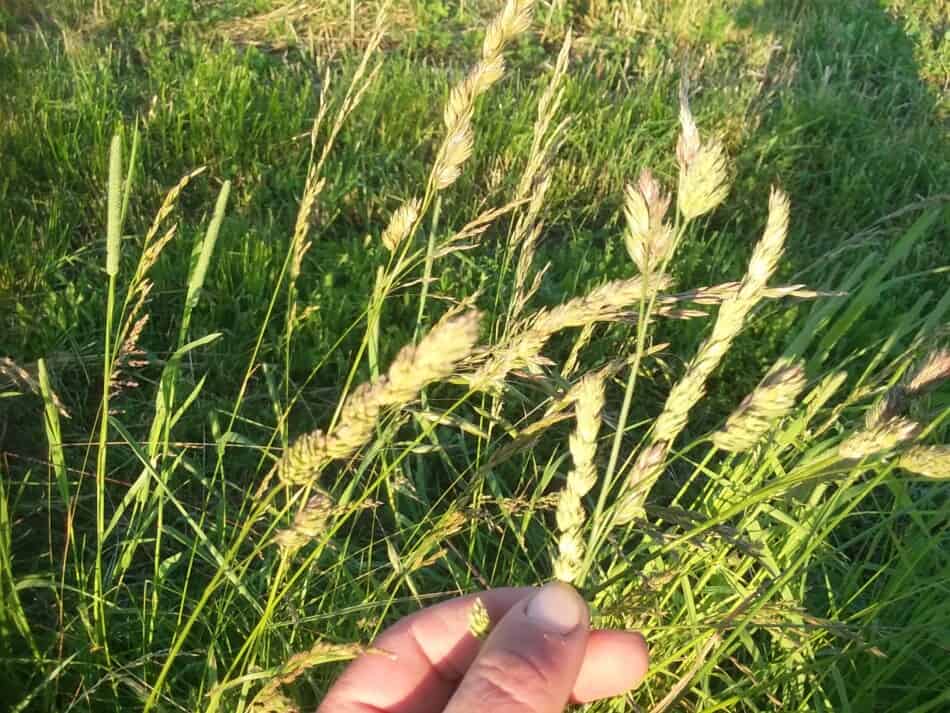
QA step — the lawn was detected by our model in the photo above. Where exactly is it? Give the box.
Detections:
[1,0,948,711]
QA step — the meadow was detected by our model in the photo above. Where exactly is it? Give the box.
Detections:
[1,0,948,711]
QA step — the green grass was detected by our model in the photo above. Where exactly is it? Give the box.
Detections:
[1,1,948,711]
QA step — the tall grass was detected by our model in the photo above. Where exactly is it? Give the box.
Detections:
[2,2,948,712]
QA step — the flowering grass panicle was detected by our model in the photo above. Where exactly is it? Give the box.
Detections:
[273,492,335,554]
[553,373,606,583]
[675,87,730,221]
[381,198,421,253]
[280,311,481,485]
[653,188,790,445]
[838,417,922,460]
[614,442,666,525]
[468,597,492,639]
[624,168,674,277]
[897,445,950,478]
[906,348,950,395]
[431,0,534,192]
[712,360,808,453]
[469,275,665,390]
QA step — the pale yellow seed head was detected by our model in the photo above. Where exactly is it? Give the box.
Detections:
[471,56,506,97]
[906,348,950,396]
[839,417,922,460]
[434,121,474,190]
[712,360,807,453]
[677,138,730,221]
[624,170,674,275]
[381,198,421,253]
[746,187,790,288]
[897,445,950,479]
[468,597,492,639]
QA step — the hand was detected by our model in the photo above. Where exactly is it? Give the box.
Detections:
[319,582,649,712]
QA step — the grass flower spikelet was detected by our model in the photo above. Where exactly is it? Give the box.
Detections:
[273,492,335,553]
[839,417,922,460]
[381,197,420,253]
[279,311,481,484]
[713,360,807,453]
[553,373,605,583]
[897,445,950,478]
[653,188,790,445]
[676,89,730,220]
[468,597,492,639]
[625,168,674,276]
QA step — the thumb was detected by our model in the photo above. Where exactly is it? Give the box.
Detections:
[444,582,589,713]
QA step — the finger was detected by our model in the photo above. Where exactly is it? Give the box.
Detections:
[574,630,649,703]
[318,587,650,713]
[443,582,589,713]
[318,587,534,713]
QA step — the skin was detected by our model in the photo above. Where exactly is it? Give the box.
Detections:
[319,583,649,713]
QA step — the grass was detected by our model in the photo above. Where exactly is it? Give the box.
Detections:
[1,0,948,711]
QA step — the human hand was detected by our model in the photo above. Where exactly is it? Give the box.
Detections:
[319,582,649,712]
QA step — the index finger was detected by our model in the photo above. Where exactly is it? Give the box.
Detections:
[319,587,534,713]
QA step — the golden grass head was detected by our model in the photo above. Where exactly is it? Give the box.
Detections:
[468,597,492,639]
[747,187,790,288]
[483,0,535,60]
[613,442,667,525]
[279,311,481,486]
[906,348,950,396]
[838,417,922,460]
[434,119,474,190]
[381,197,420,253]
[624,168,674,275]
[383,309,481,403]
[897,445,950,479]
[676,90,730,221]
[273,492,335,554]
[713,359,807,453]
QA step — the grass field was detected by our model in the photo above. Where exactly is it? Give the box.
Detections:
[2,0,949,711]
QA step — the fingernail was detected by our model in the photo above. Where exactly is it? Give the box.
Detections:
[525,582,585,634]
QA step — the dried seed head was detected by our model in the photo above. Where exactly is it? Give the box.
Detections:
[624,169,674,275]
[713,360,807,453]
[906,348,950,396]
[864,387,907,430]
[444,79,475,131]
[483,0,535,59]
[434,121,474,190]
[273,492,335,553]
[471,55,506,97]
[838,417,922,460]
[381,198,421,253]
[279,312,481,485]
[613,443,667,525]
[468,597,492,639]
[746,188,790,288]
[249,688,298,713]
[897,445,950,479]
[675,90,730,221]
[552,372,605,583]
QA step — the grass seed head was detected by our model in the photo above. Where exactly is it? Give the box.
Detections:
[273,492,335,553]
[713,360,807,453]
[838,417,922,460]
[279,312,481,485]
[675,91,730,220]
[613,443,666,525]
[468,597,492,639]
[552,372,605,583]
[624,169,674,275]
[897,445,950,478]
[381,197,421,253]
[906,348,950,396]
